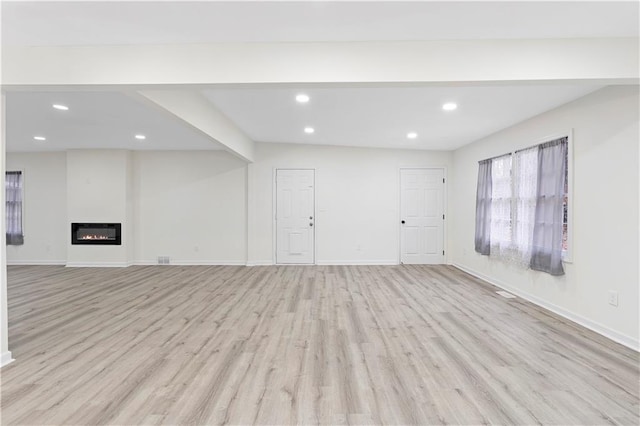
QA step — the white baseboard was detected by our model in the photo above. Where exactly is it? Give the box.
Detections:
[175,261,246,266]
[134,260,247,266]
[453,262,639,352]
[249,260,399,266]
[246,261,274,266]
[66,262,133,268]
[316,260,398,266]
[7,260,66,266]
[0,351,14,368]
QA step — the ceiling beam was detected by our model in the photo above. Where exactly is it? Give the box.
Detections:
[134,90,254,162]
[2,38,638,88]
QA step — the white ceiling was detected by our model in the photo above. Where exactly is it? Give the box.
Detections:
[2,1,638,46]
[2,1,634,153]
[204,85,602,150]
[5,92,223,152]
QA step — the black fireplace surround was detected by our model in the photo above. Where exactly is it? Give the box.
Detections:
[71,223,121,245]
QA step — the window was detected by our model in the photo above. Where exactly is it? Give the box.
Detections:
[562,145,570,259]
[475,135,569,275]
[6,171,24,245]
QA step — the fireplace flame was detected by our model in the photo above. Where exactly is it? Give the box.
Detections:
[79,235,112,240]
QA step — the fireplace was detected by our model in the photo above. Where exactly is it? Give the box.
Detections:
[71,223,121,245]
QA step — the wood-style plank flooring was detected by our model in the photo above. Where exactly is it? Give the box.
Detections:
[1,265,638,425]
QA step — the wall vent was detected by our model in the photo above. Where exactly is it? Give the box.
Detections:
[157,256,170,265]
[496,290,516,299]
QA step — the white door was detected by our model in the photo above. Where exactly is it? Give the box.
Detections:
[276,169,315,264]
[400,168,445,264]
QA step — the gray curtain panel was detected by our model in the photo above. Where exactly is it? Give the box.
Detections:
[530,138,568,275]
[475,159,492,255]
[6,171,24,245]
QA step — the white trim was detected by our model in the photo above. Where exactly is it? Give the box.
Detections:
[272,168,276,265]
[316,260,398,266]
[65,262,133,268]
[134,260,246,266]
[7,260,66,266]
[246,261,274,266]
[0,351,14,368]
[453,262,639,352]
[562,129,574,263]
[11,260,250,267]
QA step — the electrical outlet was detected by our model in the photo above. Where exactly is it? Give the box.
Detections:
[157,256,170,265]
[608,291,619,307]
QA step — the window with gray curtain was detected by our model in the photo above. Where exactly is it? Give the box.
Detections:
[474,137,568,276]
[6,171,24,245]
[474,159,492,255]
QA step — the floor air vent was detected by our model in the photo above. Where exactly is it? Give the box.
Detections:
[496,290,516,299]
[157,256,170,265]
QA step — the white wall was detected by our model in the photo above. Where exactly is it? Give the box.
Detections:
[6,152,67,264]
[6,150,248,266]
[8,146,452,267]
[66,150,133,266]
[133,151,247,264]
[248,143,453,265]
[452,86,639,349]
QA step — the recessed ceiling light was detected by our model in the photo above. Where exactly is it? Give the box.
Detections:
[442,102,458,111]
[52,104,69,111]
[407,132,418,139]
[304,127,315,134]
[296,94,310,103]
[135,134,146,140]
[33,136,46,141]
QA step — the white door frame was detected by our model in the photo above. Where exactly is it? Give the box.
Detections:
[272,168,317,265]
[398,167,448,265]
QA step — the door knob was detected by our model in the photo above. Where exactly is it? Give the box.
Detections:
[310,223,314,227]
[401,220,406,224]
[309,216,313,220]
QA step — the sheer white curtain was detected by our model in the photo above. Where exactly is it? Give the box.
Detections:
[489,155,512,259]
[489,150,538,266]
[511,146,538,266]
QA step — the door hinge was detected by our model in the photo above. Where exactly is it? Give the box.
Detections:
[442,214,445,220]
[443,178,445,184]
[443,250,445,256]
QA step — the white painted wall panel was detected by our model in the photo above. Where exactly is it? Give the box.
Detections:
[132,151,247,264]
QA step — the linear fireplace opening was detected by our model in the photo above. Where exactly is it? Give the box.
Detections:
[71,223,121,245]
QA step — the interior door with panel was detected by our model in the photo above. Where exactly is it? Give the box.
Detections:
[400,168,445,264]
[276,169,315,264]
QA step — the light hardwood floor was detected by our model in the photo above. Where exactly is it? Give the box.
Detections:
[1,265,638,425]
